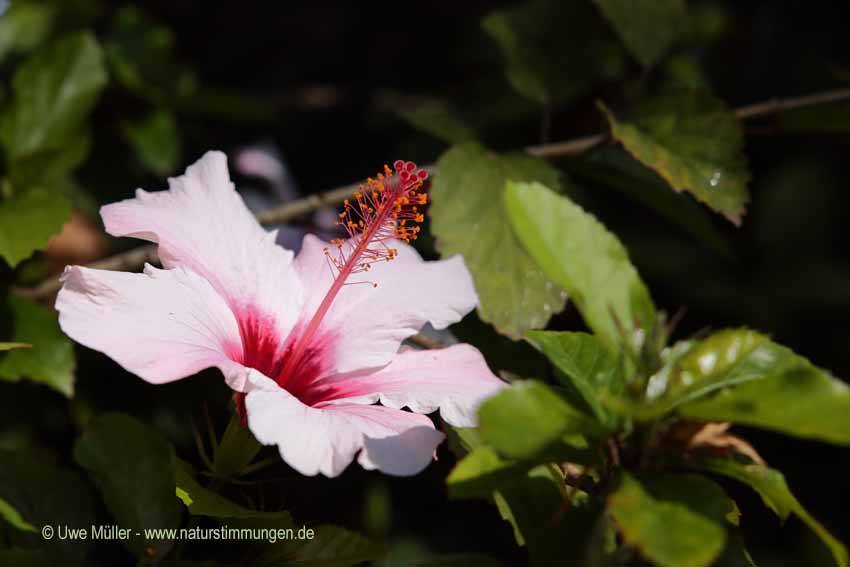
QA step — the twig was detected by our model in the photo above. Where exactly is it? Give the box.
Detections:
[14,244,158,300]
[733,87,850,119]
[13,88,850,302]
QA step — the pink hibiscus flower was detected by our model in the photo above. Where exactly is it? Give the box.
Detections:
[56,152,504,477]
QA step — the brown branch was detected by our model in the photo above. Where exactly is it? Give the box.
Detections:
[733,87,850,119]
[14,87,850,302]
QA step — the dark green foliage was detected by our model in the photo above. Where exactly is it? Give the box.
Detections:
[1,1,848,566]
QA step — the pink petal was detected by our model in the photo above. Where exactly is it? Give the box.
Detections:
[101,151,303,347]
[245,372,445,477]
[313,344,506,427]
[294,234,478,376]
[56,264,248,386]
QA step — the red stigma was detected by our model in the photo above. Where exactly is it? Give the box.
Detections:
[279,160,429,386]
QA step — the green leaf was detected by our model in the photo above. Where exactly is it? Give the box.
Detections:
[715,531,757,567]
[395,98,476,144]
[0,188,71,267]
[593,0,687,67]
[430,143,566,339]
[608,472,735,567]
[478,380,604,460]
[526,331,625,427]
[0,496,36,533]
[7,132,91,188]
[175,459,290,523]
[570,147,733,257]
[504,180,656,349]
[211,413,263,478]
[73,413,182,559]
[0,295,75,396]
[674,331,850,445]
[0,31,107,162]
[0,343,31,351]
[0,2,56,63]
[105,5,192,102]
[178,461,382,567]
[450,311,550,379]
[122,108,182,175]
[495,465,599,567]
[447,446,526,500]
[648,329,766,408]
[447,438,594,502]
[0,450,96,559]
[599,89,750,224]
[693,456,848,567]
[483,0,625,105]
[257,525,386,567]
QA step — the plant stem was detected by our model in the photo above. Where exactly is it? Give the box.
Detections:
[14,87,850,304]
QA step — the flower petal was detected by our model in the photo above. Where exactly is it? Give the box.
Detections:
[315,344,505,427]
[294,234,477,376]
[245,372,444,477]
[100,151,303,345]
[56,264,247,386]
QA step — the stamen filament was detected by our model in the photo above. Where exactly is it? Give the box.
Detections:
[278,160,428,384]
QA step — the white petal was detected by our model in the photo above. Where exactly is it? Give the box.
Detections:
[56,264,248,386]
[100,151,303,347]
[318,344,506,427]
[294,234,477,376]
[245,372,444,477]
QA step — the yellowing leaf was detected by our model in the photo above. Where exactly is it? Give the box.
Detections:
[599,90,750,224]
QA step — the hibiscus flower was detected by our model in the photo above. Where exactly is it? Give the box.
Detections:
[56,152,504,477]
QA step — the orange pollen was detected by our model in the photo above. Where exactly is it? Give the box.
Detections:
[278,160,430,382]
[326,159,429,280]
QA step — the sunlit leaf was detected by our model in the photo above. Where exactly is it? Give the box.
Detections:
[0,188,71,267]
[599,89,750,224]
[608,472,734,567]
[447,446,527,500]
[0,295,74,396]
[0,496,36,533]
[478,380,604,460]
[122,108,182,175]
[526,331,625,427]
[674,331,850,445]
[430,143,566,339]
[73,413,182,559]
[0,343,31,351]
[504,180,656,349]
[483,0,625,105]
[693,456,848,567]
[593,0,687,67]
[0,31,106,161]
[448,439,593,500]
